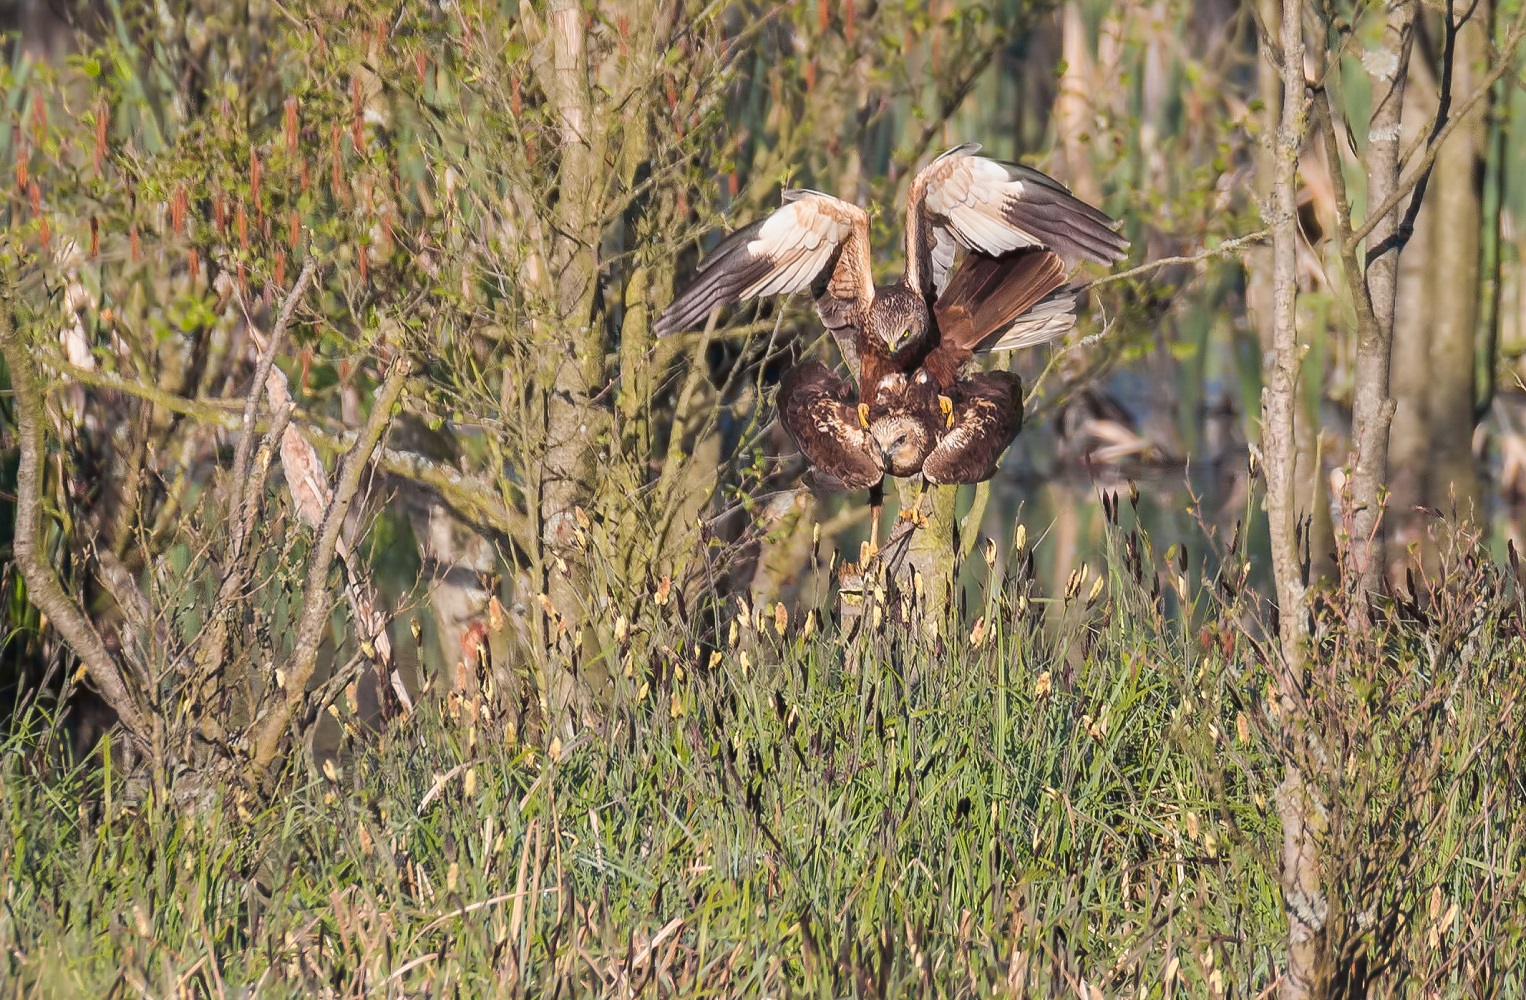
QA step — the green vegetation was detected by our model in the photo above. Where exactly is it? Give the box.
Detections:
[5,510,1523,995]
[3,0,1526,994]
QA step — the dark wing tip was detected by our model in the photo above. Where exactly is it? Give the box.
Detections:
[781,187,834,204]
[652,308,685,337]
[935,142,983,161]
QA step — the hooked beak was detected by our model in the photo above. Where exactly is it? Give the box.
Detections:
[885,328,908,353]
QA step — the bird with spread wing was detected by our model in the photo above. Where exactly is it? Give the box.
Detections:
[655,143,1127,551]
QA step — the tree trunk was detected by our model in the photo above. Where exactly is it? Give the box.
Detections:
[1427,1,1491,522]
[1347,0,1418,612]
[900,482,961,623]
[1264,0,1309,681]
[1055,2,1101,205]
[1246,0,1281,360]
[529,0,609,734]
[1386,61,1440,568]
[1264,1,1329,997]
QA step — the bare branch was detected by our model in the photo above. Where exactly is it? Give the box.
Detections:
[228,257,319,515]
[1350,0,1526,247]
[49,359,528,543]
[0,291,151,747]
[248,358,413,776]
[1082,230,1270,290]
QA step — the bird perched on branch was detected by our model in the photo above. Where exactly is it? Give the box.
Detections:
[657,143,1127,552]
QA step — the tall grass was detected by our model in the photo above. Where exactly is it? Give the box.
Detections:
[5,503,1521,997]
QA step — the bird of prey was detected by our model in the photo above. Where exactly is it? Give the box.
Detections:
[777,360,1026,549]
[653,143,1128,405]
[659,143,1126,556]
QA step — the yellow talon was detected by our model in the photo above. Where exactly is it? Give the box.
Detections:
[898,503,929,527]
[857,402,871,428]
[938,395,954,428]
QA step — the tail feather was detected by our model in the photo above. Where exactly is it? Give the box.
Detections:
[933,249,1070,353]
[984,285,1082,352]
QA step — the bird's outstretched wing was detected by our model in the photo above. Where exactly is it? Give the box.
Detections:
[777,361,883,491]
[654,191,873,371]
[922,370,1024,485]
[905,143,1129,297]
[932,248,1076,356]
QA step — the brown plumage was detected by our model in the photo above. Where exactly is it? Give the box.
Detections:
[656,144,1127,403]
[924,249,1079,387]
[866,369,943,478]
[779,362,1025,491]
[776,361,883,492]
[921,371,1026,485]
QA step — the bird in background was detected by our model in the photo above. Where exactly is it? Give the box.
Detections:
[656,143,1128,553]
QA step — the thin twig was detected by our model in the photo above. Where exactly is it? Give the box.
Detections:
[1082,230,1270,291]
[1350,0,1526,247]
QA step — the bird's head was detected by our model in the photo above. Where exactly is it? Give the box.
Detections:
[869,414,929,477]
[874,291,928,355]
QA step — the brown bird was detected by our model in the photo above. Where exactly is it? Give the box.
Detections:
[654,144,1128,406]
[664,144,1126,556]
[777,361,1026,551]
[920,370,1025,486]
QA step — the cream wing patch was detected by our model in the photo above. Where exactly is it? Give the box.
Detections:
[739,194,872,303]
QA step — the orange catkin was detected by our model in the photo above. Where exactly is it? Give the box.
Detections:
[275,248,286,286]
[358,243,369,283]
[38,217,49,246]
[251,154,263,222]
[89,216,99,257]
[171,185,186,237]
[817,0,828,31]
[284,96,299,156]
[351,77,365,150]
[129,225,140,261]
[331,124,344,196]
[289,209,300,248]
[415,51,428,84]
[188,248,200,280]
[27,181,40,215]
[93,103,108,174]
[844,0,855,43]
[213,194,226,233]
[236,202,247,249]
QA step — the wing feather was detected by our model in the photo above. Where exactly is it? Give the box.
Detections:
[982,285,1082,353]
[933,251,1076,355]
[655,192,874,339]
[922,371,1024,485]
[776,361,884,491]
[905,144,1129,297]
